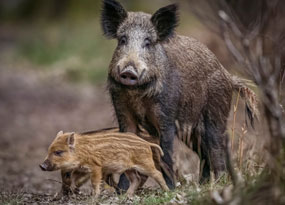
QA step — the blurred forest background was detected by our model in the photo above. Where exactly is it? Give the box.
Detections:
[0,0,284,204]
[0,0,226,84]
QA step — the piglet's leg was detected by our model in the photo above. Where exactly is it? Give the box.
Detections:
[112,96,139,192]
[53,170,72,200]
[73,171,90,194]
[150,170,169,191]
[138,164,169,192]
[138,174,148,188]
[61,170,72,195]
[125,170,141,197]
[90,166,102,197]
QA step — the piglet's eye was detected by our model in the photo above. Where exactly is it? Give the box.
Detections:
[54,150,64,156]
[119,36,127,46]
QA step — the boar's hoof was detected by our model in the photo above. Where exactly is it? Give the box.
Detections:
[119,70,138,86]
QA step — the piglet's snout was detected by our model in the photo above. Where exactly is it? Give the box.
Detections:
[119,65,138,86]
[39,160,52,171]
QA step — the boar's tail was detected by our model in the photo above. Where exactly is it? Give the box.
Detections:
[231,76,259,128]
[149,143,164,156]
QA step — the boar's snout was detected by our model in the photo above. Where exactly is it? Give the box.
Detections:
[39,160,53,171]
[119,65,138,86]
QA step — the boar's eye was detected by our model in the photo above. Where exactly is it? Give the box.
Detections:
[143,38,152,49]
[54,150,64,156]
[119,35,127,46]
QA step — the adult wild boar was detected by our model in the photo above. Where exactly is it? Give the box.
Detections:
[101,0,258,189]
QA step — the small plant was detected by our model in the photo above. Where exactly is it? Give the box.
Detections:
[0,191,24,205]
[238,124,247,170]
[231,88,241,152]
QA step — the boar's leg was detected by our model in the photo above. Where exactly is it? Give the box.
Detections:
[199,141,211,183]
[143,124,176,189]
[112,96,140,192]
[201,112,227,181]
[90,166,103,197]
[142,115,176,189]
[191,121,211,183]
[159,126,176,189]
[200,79,232,181]
[111,94,139,134]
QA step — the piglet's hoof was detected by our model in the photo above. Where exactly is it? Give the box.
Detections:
[91,190,101,199]
[126,193,134,200]
[52,192,62,201]
[52,190,71,201]
[91,195,100,203]
[73,187,81,195]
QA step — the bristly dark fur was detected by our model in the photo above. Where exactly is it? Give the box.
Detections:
[245,104,255,128]
[231,75,259,129]
[80,127,118,135]
[101,0,128,38]
[101,0,258,191]
[151,4,179,41]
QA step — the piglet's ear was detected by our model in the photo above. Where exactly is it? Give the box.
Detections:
[56,130,63,137]
[101,0,128,38]
[151,4,179,41]
[67,132,75,150]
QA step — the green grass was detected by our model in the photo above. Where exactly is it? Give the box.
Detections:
[0,191,24,205]
[134,191,176,205]
[2,170,281,204]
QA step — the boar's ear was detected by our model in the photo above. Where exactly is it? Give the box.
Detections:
[151,4,179,41]
[67,132,75,150]
[101,0,128,38]
[56,130,63,137]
